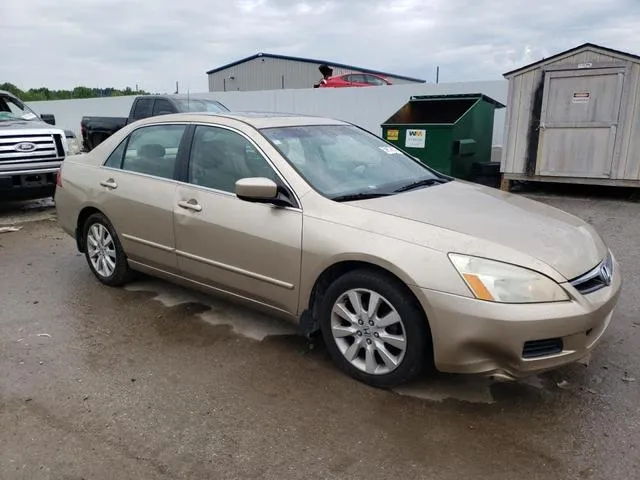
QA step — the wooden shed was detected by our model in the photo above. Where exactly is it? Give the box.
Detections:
[500,43,640,190]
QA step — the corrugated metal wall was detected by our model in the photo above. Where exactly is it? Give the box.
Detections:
[501,47,640,181]
[207,57,420,92]
[27,80,507,151]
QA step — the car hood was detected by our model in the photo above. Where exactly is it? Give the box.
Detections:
[0,118,55,130]
[351,181,607,280]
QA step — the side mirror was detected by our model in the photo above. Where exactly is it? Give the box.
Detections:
[235,177,294,208]
[41,114,56,125]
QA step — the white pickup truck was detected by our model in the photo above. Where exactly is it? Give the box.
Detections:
[0,90,79,200]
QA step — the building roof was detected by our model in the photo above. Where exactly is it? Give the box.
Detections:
[206,52,426,83]
[503,42,640,77]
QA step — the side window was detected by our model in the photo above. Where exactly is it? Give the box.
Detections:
[349,74,366,84]
[131,98,154,120]
[104,138,127,168]
[188,125,278,193]
[365,75,385,86]
[121,124,186,179]
[152,99,174,116]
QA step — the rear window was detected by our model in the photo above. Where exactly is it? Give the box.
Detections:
[131,98,154,120]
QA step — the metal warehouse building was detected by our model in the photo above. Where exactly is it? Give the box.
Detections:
[206,52,426,92]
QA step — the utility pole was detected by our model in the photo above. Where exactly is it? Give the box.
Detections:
[436,66,440,84]
[175,81,179,94]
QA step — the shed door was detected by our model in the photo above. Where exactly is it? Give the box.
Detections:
[537,68,625,178]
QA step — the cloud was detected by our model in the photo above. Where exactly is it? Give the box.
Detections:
[2,0,639,92]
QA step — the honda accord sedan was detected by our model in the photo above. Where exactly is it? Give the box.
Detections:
[54,112,622,388]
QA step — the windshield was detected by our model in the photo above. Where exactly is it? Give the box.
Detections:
[261,124,441,199]
[175,99,229,113]
[0,95,39,122]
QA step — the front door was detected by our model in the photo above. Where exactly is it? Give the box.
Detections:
[173,124,303,315]
[537,67,625,178]
[98,123,187,271]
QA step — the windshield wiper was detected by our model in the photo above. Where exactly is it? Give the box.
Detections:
[393,177,449,193]
[331,192,393,202]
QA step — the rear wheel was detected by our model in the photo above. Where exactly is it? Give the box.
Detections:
[319,269,433,388]
[82,213,133,286]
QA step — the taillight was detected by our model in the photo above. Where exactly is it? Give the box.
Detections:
[56,170,62,188]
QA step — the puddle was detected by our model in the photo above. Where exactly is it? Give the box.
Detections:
[393,372,547,404]
[125,280,297,341]
[198,309,297,341]
[126,282,200,308]
[394,375,496,404]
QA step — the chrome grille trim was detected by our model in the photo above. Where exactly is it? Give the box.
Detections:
[570,252,613,295]
[0,133,64,165]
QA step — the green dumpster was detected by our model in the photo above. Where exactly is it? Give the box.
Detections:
[381,93,505,179]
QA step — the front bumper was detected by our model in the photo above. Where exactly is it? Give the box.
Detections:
[411,258,623,378]
[0,169,59,199]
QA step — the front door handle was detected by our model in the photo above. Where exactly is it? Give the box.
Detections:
[100,178,117,189]
[177,199,202,212]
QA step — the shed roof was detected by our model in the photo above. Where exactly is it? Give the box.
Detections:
[503,43,640,78]
[206,52,426,83]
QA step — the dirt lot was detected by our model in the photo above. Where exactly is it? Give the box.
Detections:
[0,193,639,480]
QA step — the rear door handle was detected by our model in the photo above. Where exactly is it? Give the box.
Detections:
[177,199,202,212]
[100,178,117,189]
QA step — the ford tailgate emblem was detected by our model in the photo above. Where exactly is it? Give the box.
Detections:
[14,142,37,152]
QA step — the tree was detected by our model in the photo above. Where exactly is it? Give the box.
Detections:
[0,83,148,101]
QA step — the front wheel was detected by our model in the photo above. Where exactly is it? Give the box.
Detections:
[319,270,433,388]
[83,212,133,286]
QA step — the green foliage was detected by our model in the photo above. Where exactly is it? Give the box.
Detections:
[0,83,148,101]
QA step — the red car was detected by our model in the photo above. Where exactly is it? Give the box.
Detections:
[317,73,392,88]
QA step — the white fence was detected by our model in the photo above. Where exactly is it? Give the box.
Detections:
[27,80,508,147]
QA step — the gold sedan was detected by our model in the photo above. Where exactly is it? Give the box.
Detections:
[54,112,622,388]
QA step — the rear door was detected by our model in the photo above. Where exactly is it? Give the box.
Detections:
[173,124,303,315]
[97,123,188,271]
[537,67,625,178]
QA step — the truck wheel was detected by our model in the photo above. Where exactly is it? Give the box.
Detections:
[82,213,133,286]
[319,269,433,388]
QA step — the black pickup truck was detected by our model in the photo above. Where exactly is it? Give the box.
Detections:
[80,94,229,151]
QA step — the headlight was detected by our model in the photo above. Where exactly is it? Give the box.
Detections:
[448,254,569,304]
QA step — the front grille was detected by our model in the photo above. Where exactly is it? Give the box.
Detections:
[522,338,563,359]
[570,252,613,295]
[0,133,64,165]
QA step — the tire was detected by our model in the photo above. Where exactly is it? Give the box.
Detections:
[319,269,433,388]
[82,212,133,286]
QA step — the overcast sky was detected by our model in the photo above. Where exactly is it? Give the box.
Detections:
[3,0,640,93]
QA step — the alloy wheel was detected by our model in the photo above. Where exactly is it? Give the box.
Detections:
[86,223,117,278]
[330,288,407,375]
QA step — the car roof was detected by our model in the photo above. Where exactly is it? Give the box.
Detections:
[136,111,349,129]
[164,94,224,102]
[335,73,385,78]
